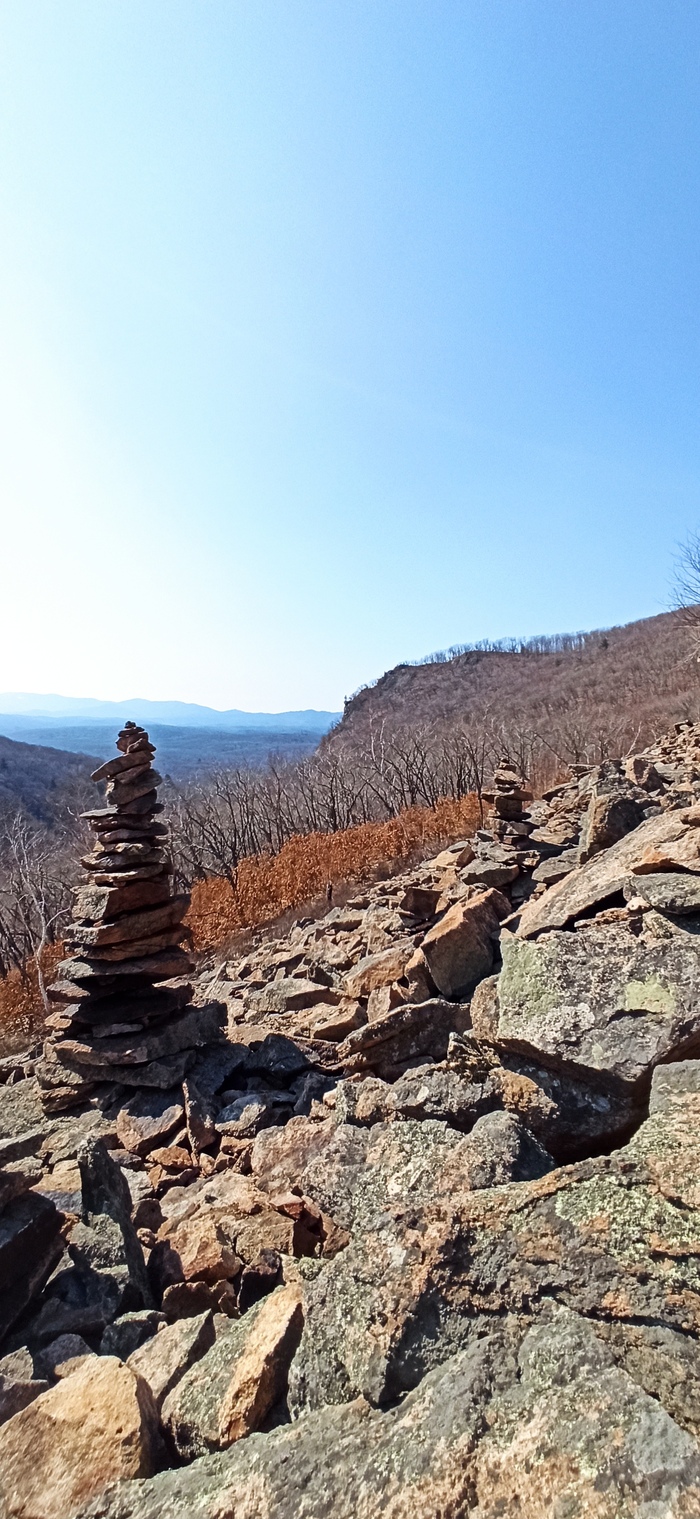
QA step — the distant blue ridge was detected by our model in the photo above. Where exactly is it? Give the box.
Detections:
[0,693,340,732]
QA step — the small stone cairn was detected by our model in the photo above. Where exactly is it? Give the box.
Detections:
[37,724,220,1112]
[483,759,533,842]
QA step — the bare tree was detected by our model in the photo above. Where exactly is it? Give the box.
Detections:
[0,813,76,1007]
[672,531,700,658]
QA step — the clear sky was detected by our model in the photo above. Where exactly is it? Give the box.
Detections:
[0,2,699,712]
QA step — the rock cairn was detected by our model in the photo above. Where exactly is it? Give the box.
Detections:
[482,759,533,841]
[37,724,219,1112]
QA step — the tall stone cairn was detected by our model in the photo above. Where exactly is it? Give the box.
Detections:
[482,758,534,842]
[36,723,215,1112]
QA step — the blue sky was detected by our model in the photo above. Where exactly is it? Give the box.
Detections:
[0,1,699,711]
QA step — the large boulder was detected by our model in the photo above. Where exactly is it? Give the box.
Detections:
[75,1309,700,1519]
[0,1355,160,1519]
[493,920,700,1099]
[288,1061,700,1414]
[421,889,509,998]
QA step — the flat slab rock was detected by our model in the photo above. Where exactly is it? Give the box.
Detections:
[517,809,700,938]
[494,920,700,1092]
[76,1305,700,1519]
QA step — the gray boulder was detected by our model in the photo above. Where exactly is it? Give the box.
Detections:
[494,920,700,1097]
[63,1308,700,1519]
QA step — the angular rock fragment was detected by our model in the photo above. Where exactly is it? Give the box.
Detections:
[338,998,470,1079]
[162,1286,303,1459]
[127,1310,215,1408]
[0,1355,160,1519]
[518,810,700,939]
[116,1090,184,1157]
[421,888,509,998]
[0,1348,48,1426]
[495,921,700,1097]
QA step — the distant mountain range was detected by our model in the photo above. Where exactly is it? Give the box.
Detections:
[0,694,340,733]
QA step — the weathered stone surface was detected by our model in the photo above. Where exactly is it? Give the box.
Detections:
[181,1078,216,1153]
[338,998,470,1078]
[309,1001,365,1041]
[75,1138,152,1311]
[344,943,414,999]
[0,1081,45,1141]
[421,889,509,998]
[291,1061,700,1413]
[55,948,193,985]
[85,1307,700,1519]
[72,880,172,923]
[246,979,332,1017]
[0,1348,48,1426]
[0,1191,64,1341]
[217,1284,303,1445]
[35,1334,94,1378]
[624,870,700,914]
[398,884,441,918]
[460,859,519,888]
[100,1313,164,1361]
[128,1310,215,1408]
[68,897,189,949]
[215,1094,289,1138]
[495,921,700,1094]
[468,1304,700,1516]
[0,1355,160,1519]
[116,1091,184,1157]
[579,790,646,862]
[150,1209,242,1290]
[518,810,700,938]
[531,848,578,884]
[59,1005,223,1069]
[162,1288,302,1459]
[251,1117,339,1193]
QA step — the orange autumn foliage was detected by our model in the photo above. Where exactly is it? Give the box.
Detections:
[0,795,480,1051]
[186,793,481,953]
[0,942,64,1055]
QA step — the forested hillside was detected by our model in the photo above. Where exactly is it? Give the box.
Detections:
[331,610,698,767]
[0,735,97,829]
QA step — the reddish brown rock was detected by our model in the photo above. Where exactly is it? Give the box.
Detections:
[421,889,510,998]
[0,1355,159,1519]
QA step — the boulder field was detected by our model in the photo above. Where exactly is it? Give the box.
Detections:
[4,721,700,1514]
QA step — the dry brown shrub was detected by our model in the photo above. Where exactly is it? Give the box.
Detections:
[187,794,480,953]
[0,942,64,1055]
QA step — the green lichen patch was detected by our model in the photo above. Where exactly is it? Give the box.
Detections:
[623,975,676,1017]
[553,1174,700,1288]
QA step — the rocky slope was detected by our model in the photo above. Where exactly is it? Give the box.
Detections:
[4,721,700,1514]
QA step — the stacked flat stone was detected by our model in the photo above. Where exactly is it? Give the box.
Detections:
[37,724,220,1113]
[483,759,533,842]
